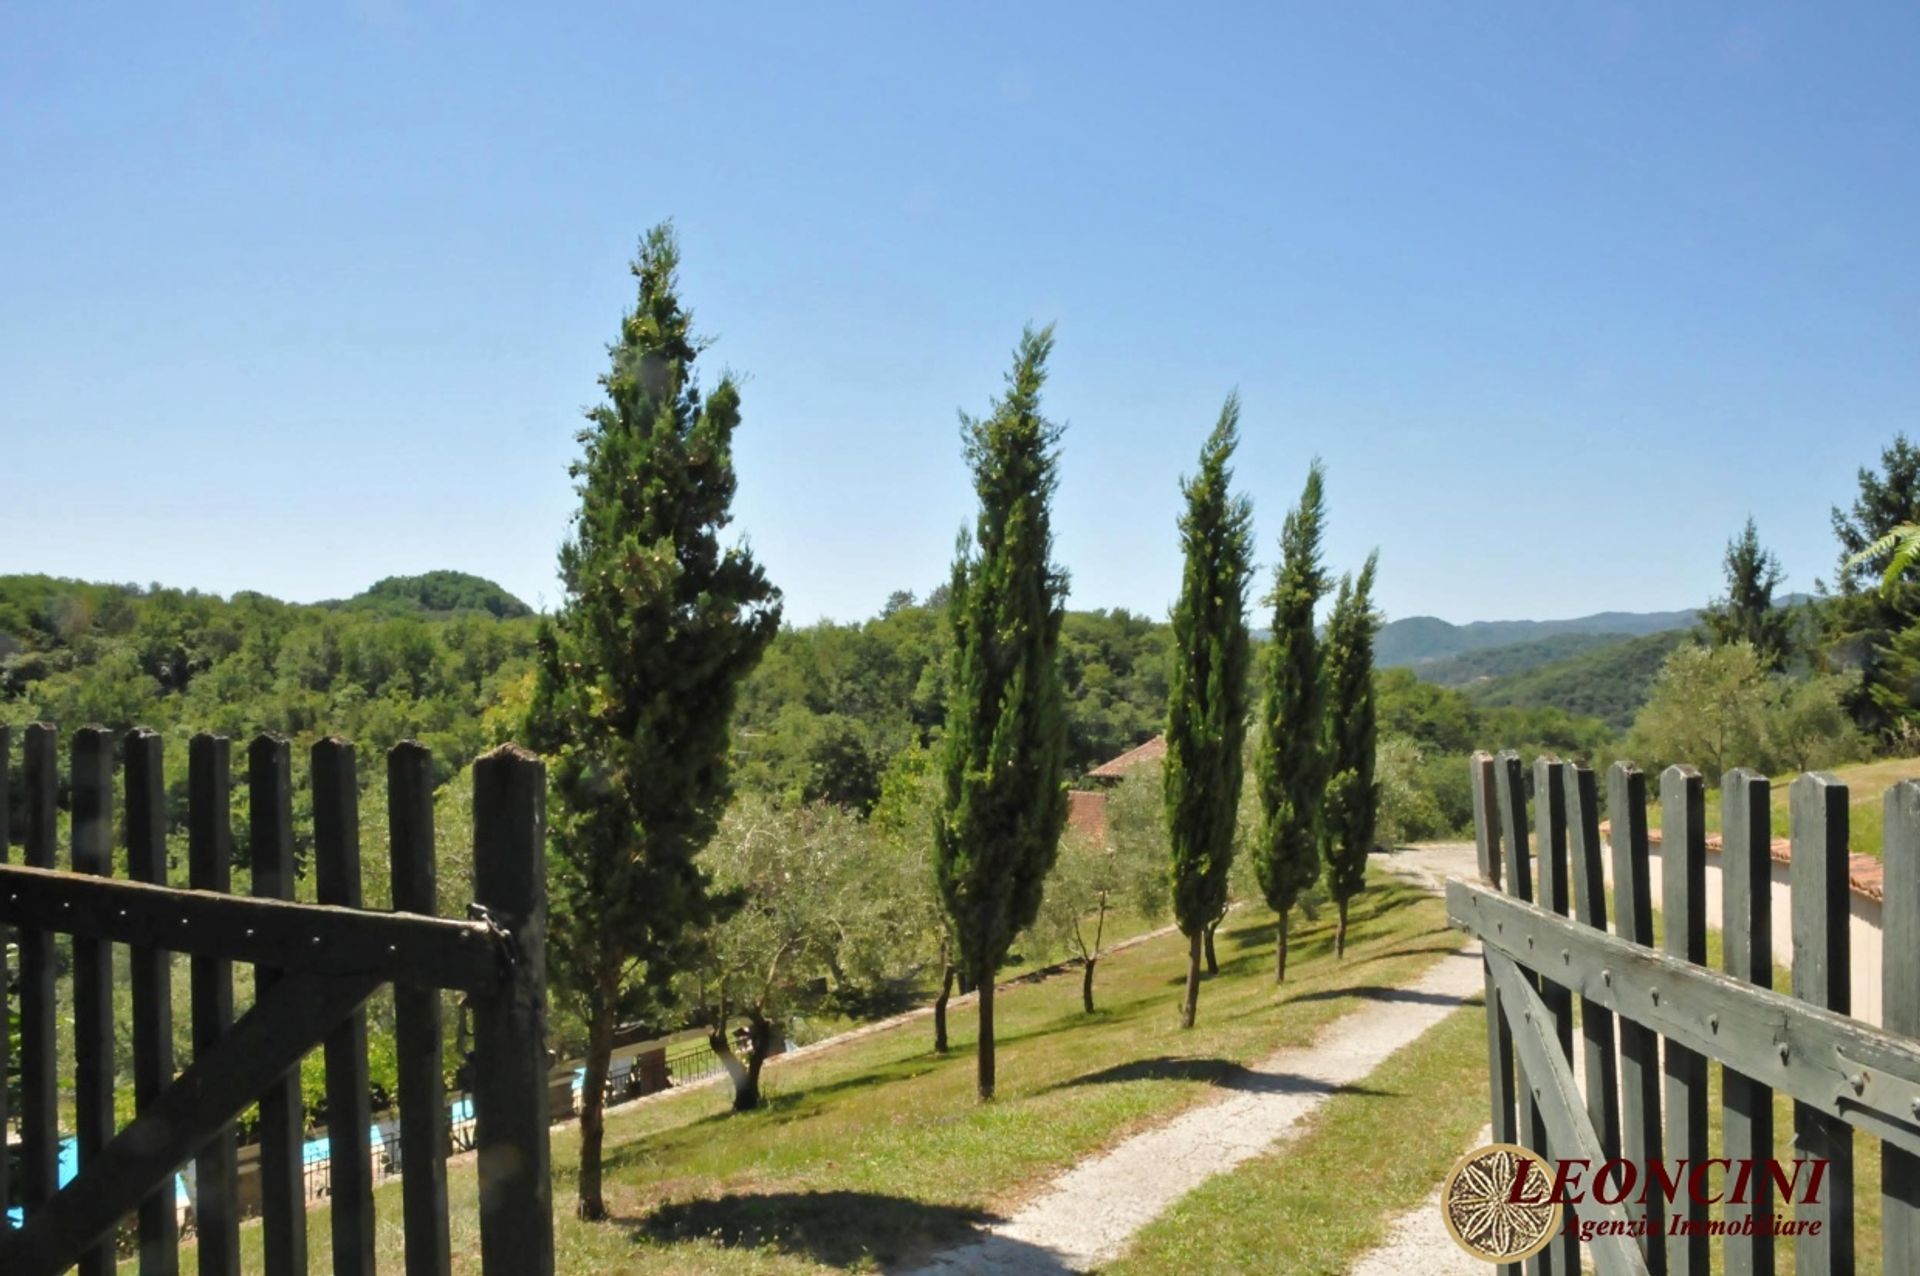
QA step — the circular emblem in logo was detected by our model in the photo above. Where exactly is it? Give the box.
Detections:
[1440,1142,1563,1263]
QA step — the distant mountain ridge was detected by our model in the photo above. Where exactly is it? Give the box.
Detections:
[1377,607,1699,668]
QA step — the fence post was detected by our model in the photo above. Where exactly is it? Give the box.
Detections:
[1561,763,1620,1174]
[249,733,307,1276]
[1607,761,1665,1275]
[1658,765,1707,1275]
[71,726,116,1276]
[470,744,553,1276]
[127,728,180,1274]
[20,724,58,1216]
[1493,752,1555,1276]
[0,724,9,1231]
[390,740,453,1276]
[1469,752,1519,1276]
[1530,755,1579,1275]
[1721,767,1774,1275]
[1883,779,1920,1272]
[188,733,241,1276]
[1790,771,1853,1275]
[313,737,375,1275]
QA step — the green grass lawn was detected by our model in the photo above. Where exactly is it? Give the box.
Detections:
[148,877,1460,1274]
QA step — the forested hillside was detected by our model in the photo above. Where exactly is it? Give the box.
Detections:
[1376,606,1698,666]
[1411,632,1633,687]
[1463,628,1692,728]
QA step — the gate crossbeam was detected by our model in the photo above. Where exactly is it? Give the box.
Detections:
[1487,947,1651,1276]
[0,970,382,1276]
[0,861,504,993]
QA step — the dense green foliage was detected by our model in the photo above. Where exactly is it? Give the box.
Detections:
[1320,555,1380,956]
[343,570,533,619]
[1700,518,1793,670]
[934,326,1070,1100]
[1625,642,1866,779]
[0,574,536,783]
[1164,401,1254,1028]
[1376,607,1696,667]
[1251,461,1329,983]
[525,224,781,1213]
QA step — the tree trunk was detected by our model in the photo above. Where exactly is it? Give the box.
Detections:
[1179,931,1202,1029]
[576,972,617,1221]
[1335,898,1350,958]
[710,1015,771,1112]
[977,976,996,1100]
[1275,910,1289,984]
[1203,920,1219,976]
[933,960,955,1054]
[1081,957,1096,1014]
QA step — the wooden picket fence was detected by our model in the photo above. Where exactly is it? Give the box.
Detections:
[0,723,554,1276]
[1452,749,1920,1276]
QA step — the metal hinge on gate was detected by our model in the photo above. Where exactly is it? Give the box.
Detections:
[467,902,521,979]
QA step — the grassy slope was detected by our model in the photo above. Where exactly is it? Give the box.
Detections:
[1111,998,1493,1275]
[158,879,1460,1274]
[1687,754,1920,856]
[1414,633,1634,688]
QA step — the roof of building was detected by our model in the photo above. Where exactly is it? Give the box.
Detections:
[1087,733,1166,782]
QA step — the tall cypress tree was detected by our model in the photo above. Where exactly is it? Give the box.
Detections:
[1252,461,1328,983]
[526,224,782,1218]
[1320,552,1379,958]
[1165,397,1254,1029]
[935,325,1069,1101]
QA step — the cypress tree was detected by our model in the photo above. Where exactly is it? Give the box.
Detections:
[1252,461,1329,982]
[1320,552,1379,958]
[525,224,782,1218]
[1165,396,1254,1029]
[935,325,1070,1101]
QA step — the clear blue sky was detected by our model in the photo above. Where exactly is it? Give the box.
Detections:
[5,4,1918,626]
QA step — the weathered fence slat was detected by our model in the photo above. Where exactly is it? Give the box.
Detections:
[0,725,10,1231]
[188,733,241,1276]
[470,744,555,1276]
[1469,753,1520,1276]
[1606,762,1665,1274]
[1484,949,1652,1276]
[250,733,308,1276]
[72,726,117,1276]
[1658,765,1708,1275]
[20,724,59,1214]
[1531,755,1579,1276]
[1791,772,1854,1276]
[1720,767,1775,1276]
[1884,779,1920,1273]
[127,728,182,1275]
[1451,877,1920,1150]
[390,740,453,1276]
[1562,763,1621,1167]
[314,738,376,1276]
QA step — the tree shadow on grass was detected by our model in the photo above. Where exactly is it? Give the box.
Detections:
[1050,1055,1395,1098]
[1284,983,1473,1008]
[628,1189,1072,1272]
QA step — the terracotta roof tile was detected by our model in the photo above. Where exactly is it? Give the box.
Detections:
[1087,734,1166,781]
[1066,790,1108,843]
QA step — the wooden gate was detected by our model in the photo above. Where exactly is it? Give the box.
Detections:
[0,723,554,1276]
[1453,749,1920,1276]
